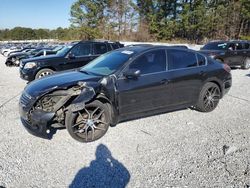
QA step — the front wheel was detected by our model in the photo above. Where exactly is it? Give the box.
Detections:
[241,58,250,70]
[66,100,110,143]
[195,82,221,112]
[35,68,54,79]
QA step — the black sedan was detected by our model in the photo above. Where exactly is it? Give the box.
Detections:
[200,40,250,69]
[19,46,232,142]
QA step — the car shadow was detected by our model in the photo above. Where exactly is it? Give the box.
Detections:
[69,144,130,188]
[246,74,250,77]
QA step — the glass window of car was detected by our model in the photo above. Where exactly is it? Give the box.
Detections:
[167,49,197,70]
[71,43,91,56]
[202,42,228,50]
[111,43,119,49]
[129,50,166,75]
[228,43,236,50]
[94,43,108,54]
[197,53,206,66]
[243,43,250,49]
[81,51,134,76]
[235,43,243,50]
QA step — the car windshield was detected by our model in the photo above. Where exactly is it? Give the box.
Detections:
[52,45,64,52]
[81,50,134,76]
[202,42,228,50]
[56,45,73,56]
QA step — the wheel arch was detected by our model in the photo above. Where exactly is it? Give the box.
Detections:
[95,94,117,125]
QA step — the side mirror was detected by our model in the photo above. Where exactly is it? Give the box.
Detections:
[123,69,141,79]
[68,52,76,59]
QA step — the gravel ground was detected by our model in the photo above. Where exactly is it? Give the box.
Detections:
[0,54,249,188]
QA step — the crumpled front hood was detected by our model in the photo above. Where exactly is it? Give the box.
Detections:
[25,70,102,98]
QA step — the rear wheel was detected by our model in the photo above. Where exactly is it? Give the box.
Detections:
[35,68,54,79]
[66,100,110,143]
[241,58,250,70]
[195,82,221,112]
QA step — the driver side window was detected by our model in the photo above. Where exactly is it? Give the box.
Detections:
[71,43,92,56]
[129,50,166,75]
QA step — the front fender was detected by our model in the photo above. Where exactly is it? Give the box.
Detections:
[69,87,96,112]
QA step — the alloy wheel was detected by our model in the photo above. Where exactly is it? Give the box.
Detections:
[72,106,108,142]
[38,71,52,78]
[203,86,220,111]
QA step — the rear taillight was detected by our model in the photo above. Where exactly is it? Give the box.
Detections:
[223,64,231,73]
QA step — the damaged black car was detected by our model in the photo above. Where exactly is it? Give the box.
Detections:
[19,46,232,142]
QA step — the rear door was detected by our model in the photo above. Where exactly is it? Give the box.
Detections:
[225,42,245,66]
[166,49,206,106]
[92,43,108,59]
[242,42,250,61]
[60,43,93,70]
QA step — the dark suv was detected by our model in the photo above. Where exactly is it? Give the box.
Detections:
[200,40,250,69]
[19,41,124,81]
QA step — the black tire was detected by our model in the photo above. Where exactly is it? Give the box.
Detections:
[195,82,221,112]
[241,58,250,70]
[5,61,14,67]
[35,68,54,79]
[66,100,110,143]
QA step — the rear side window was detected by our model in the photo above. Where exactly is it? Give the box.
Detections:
[129,50,166,74]
[94,43,108,54]
[111,43,119,49]
[167,49,197,70]
[243,43,250,49]
[71,43,91,56]
[197,54,206,66]
[235,43,243,50]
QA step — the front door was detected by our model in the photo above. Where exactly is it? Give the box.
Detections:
[116,49,172,116]
[61,43,94,70]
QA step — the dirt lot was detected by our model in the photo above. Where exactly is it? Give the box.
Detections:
[0,54,249,187]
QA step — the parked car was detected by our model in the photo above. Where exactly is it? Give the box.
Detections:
[31,46,64,58]
[19,45,232,142]
[5,48,50,67]
[8,47,35,57]
[1,46,22,56]
[19,41,124,81]
[200,40,250,69]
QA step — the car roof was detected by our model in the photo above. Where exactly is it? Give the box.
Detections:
[207,40,250,44]
[115,45,194,54]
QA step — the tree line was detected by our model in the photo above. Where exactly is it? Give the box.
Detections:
[1,0,249,43]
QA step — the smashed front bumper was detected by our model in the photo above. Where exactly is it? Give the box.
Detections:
[19,96,56,139]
